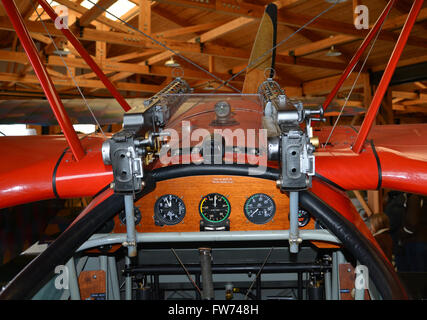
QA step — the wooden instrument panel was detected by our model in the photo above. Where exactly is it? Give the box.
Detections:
[112,175,316,233]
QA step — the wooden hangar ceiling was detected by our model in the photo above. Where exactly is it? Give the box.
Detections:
[0,0,426,123]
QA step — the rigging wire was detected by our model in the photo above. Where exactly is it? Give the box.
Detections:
[31,0,106,137]
[171,248,203,296]
[213,1,339,92]
[84,0,242,94]
[75,1,340,127]
[323,9,390,147]
[83,0,337,95]
[32,0,345,133]
[244,247,274,300]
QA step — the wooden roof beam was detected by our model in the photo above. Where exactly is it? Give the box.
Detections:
[120,5,140,22]
[0,49,237,83]
[286,34,357,57]
[145,16,254,65]
[0,19,348,71]
[302,73,365,95]
[284,7,427,48]
[54,0,134,33]
[273,0,306,10]
[78,0,118,27]
[389,0,427,31]
[0,71,163,93]
[392,91,419,99]
[372,54,427,72]
[280,7,427,59]
[138,0,151,34]
[393,105,427,113]
[153,21,227,39]
[108,49,162,62]
[152,0,427,48]
[414,81,427,89]
[194,16,255,43]
[278,25,352,64]
[110,14,246,81]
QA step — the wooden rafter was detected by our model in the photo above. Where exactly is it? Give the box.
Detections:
[53,0,134,33]
[138,0,151,34]
[0,0,425,120]
[0,71,162,93]
[150,0,427,48]
[0,49,244,83]
[195,16,255,43]
[78,0,118,27]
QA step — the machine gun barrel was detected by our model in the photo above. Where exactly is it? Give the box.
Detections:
[130,78,191,127]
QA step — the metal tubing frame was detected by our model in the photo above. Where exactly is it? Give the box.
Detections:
[125,256,132,300]
[99,255,109,300]
[352,0,425,153]
[289,191,300,253]
[331,251,339,300]
[199,248,214,300]
[324,270,332,300]
[322,0,396,111]
[126,263,331,275]
[65,257,81,300]
[124,194,137,257]
[77,230,340,252]
[1,0,85,161]
[108,256,120,300]
[36,0,132,112]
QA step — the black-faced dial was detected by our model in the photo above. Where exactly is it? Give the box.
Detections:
[244,193,276,224]
[119,207,142,225]
[154,194,186,226]
[297,209,310,227]
[288,208,311,227]
[199,193,231,223]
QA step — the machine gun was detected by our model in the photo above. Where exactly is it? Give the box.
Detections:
[260,78,324,252]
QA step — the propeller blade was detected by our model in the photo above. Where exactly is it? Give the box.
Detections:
[242,3,277,94]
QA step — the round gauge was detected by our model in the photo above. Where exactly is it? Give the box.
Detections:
[214,101,231,118]
[244,193,276,224]
[199,193,231,223]
[297,209,310,227]
[119,207,142,225]
[154,194,186,226]
[288,208,311,227]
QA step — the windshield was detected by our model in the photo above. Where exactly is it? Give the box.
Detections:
[165,93,263,138]
[157,94,267,168]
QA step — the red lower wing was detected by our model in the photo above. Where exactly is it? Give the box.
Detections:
[0,135,112,209]
[316,123,427,195]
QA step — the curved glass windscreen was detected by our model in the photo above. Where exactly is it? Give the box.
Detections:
[164,94,263,131]
[156,94,267,169]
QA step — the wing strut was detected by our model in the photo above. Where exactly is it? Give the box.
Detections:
[322,0,396,111]
[36,0,132,112]
[1,0,85,161]
[352,0,424,153]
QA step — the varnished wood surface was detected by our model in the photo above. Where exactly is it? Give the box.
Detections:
[339,263,370,300]
[78,270,106,300]
[113,175,316,233]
